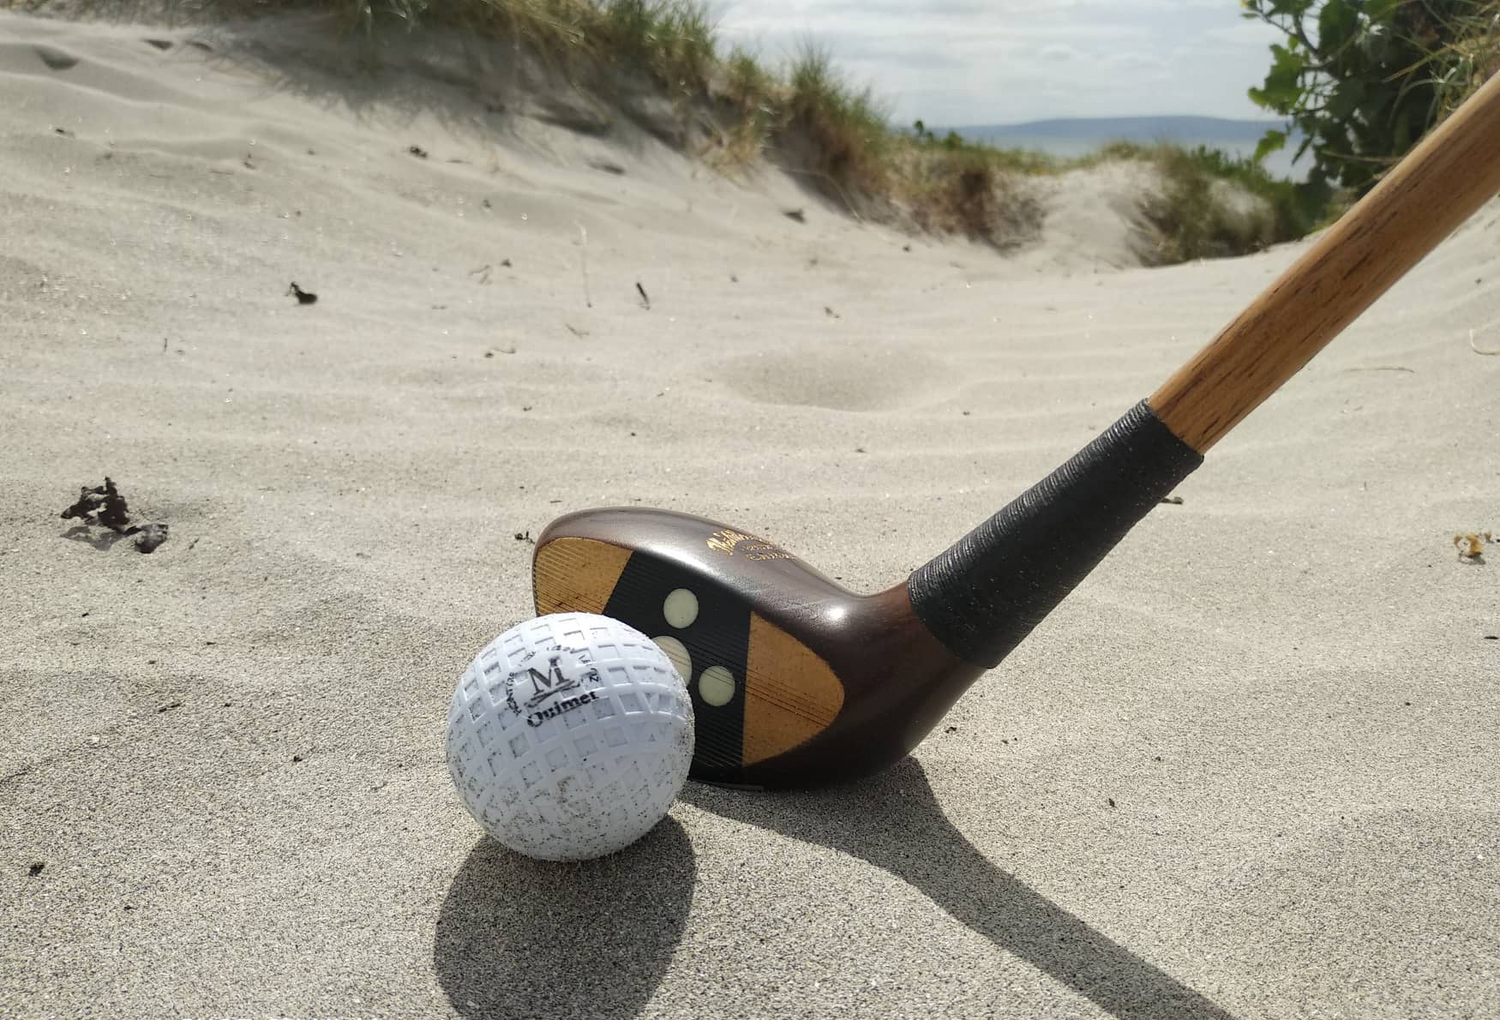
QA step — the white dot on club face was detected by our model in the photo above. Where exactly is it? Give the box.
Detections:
[662,588,699,629]
[698,665,736,707]
[651,635,691,683]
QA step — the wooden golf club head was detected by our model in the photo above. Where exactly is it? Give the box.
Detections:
[533,506,984,788]
[535,403,1204,788]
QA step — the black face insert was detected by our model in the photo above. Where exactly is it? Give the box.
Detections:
[601,550,752,782]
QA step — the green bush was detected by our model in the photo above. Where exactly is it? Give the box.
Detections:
[1244,0,1495,193]
[1090,142,1318,261]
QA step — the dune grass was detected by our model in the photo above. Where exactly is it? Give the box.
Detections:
[779,43,893,200]
[1427,0,1500,120]
[37,0,1442,258]
[274,0,721,94]
[1073,141,1324,262]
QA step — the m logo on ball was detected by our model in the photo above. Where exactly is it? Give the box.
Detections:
[523,656,583,708]
[504,644,603,722]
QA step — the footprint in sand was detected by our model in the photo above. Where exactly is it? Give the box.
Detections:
[32,45,78,71]
[718,345,947,413]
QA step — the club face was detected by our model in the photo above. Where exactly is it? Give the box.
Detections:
[533,507,852,785]
[532,507,987,788]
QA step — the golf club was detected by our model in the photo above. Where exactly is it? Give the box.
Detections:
[534,71,1500,789]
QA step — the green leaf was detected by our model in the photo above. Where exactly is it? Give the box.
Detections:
[1317,1,1358,49]
[1252,43,1307,112]
[1365,0,1401,26]
[1258,0,1315,16]
[1325,77,1366,120]
[1254,128,1289,163]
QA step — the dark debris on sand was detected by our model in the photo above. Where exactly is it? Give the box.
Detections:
[134,523,170,553]
[61,477,134,532]
[60,477,169,553]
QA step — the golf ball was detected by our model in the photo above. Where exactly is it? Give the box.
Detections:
[446,612,695,861]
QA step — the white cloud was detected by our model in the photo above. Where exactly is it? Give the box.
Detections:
[713,0,1283,123]
[1037,44,1083,62]
[1202,18,1285,47]
[1104,51,1174,81]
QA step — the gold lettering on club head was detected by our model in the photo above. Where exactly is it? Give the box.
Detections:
[707,529,793,560]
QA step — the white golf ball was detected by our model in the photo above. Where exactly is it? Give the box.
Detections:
[446,612,695,861]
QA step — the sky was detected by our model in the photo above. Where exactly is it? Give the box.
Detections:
[712,0,1287,127]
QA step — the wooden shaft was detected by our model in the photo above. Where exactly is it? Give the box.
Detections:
[1150,71,1500,453]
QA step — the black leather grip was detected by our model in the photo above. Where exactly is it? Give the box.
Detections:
[908,400,1203,668]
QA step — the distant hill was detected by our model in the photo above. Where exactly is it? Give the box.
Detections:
[952,116,1290,146]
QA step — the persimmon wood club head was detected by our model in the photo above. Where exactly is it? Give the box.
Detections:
[534,72,1500,788]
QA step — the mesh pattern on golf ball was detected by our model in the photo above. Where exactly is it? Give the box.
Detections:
[446,612,694,861]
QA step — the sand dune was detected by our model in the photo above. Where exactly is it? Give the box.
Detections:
[2,10,1497,1020]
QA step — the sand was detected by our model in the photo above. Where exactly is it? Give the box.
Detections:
[2,9,1497,1020]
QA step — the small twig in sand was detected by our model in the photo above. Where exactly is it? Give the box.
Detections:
[578,225,592,308]
[565,324,588,338]
[1469,329,1500,355]
[636,282,651,310]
